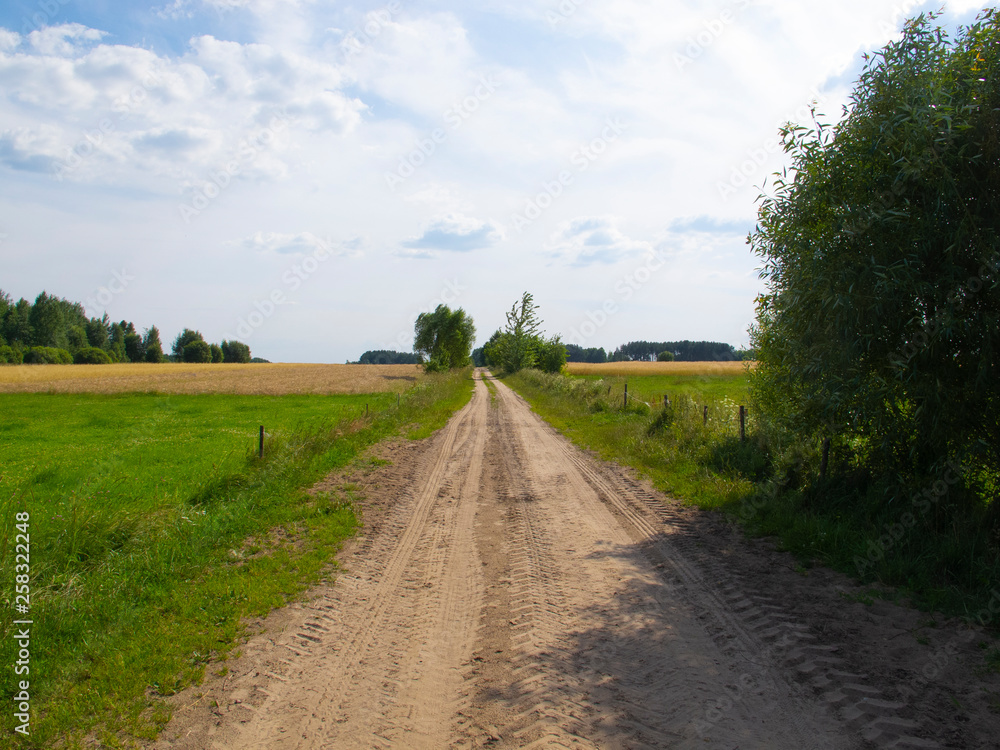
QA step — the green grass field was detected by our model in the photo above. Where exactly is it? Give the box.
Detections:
[0,371,474,747]
[570,372,749,410]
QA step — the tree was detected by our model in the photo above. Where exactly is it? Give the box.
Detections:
[172,329,205,359]
[86,315,109,349]
[413,305,476,372]
[489,292,544,374]
[183,340,212,363]
[28,292,67,349]
[535,336,567,374]
[124,331,145,362]
[210,343,224,363]
[748,11,1000,492]
[109,322,126,362]
[657,350,675,362]
[220,340,251,363]
[143,326,164,363]
[2,298,32,346]
[74,347,113,364]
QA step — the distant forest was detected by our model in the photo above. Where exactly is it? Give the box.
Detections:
[355,350,424,365]
[608,341,752,362]
[371,339,749,368]
[0,289,252,365]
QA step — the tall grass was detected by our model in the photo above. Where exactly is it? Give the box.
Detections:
[0,369,474,747]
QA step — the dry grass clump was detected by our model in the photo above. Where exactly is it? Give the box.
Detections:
[566,361,753,377]
[0,363,423,395]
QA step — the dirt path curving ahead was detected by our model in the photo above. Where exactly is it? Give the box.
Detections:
[153,371,999,749]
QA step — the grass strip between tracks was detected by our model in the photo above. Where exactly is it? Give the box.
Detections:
[0,368,475,748]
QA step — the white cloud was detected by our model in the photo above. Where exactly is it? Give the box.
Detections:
[0,29,20,53]
[547,217,653,266]
[402,213,504,254]
[0,126,63,173]
[28,24,106,56]
[232,231,367,257]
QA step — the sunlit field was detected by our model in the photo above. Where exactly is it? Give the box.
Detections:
[0,362,422,394]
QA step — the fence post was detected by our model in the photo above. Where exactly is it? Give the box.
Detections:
[259,425,264,458]
[624,382,628,410]
[739,406,746,442]
[820,437,831,480]
[703,405,708,425]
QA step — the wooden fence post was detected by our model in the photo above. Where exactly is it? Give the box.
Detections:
[739,406,746,442]
[624,382,628,410]
[259,425,264,458]
[663,394,668,408]
[703,405,708,425]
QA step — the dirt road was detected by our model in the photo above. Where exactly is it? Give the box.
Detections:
[154,372,998,749]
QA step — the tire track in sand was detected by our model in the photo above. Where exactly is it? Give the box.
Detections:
[207,375,490,749]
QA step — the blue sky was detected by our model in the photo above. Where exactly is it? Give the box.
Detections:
[0,0,989,362]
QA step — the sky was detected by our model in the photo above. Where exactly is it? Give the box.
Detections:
[0,0,990,363]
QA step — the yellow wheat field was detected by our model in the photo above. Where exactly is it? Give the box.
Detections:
[565,361,754,377]
[0,363,424,395]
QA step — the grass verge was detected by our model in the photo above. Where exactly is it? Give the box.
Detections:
[1,369,474,747]
[504,368,1000,631]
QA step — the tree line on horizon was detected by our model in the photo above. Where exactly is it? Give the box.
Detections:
[0,289,253,365]
[357,338,749,367]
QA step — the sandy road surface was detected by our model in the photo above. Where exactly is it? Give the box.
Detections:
[154,372,995,749]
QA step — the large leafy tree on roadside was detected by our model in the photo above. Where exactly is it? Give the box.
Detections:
[413,305,476,372]
[749,11,1000,495]
[486,292,565,375]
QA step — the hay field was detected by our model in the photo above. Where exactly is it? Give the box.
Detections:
[0,362,423,395]
[566,361,753,377]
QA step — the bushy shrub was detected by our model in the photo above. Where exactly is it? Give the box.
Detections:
[0,345,21,364]
[657,350,675,362]
[221,340,251,364]
[535,337,567,374]
[74,347,113,365]
[23,346,72,364]
[210,343,224,363]
[183,340,212,363]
